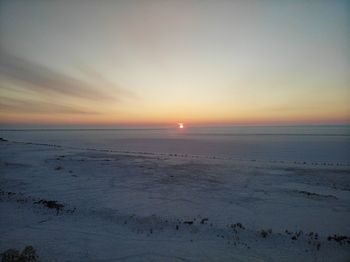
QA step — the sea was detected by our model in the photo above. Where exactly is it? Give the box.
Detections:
[1,125,349,164]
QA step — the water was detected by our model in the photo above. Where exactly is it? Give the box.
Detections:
[1,125,349,163]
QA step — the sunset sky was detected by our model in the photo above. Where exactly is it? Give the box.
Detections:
[0,0,349,127]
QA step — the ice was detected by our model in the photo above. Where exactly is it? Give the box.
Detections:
[1,136,350,261]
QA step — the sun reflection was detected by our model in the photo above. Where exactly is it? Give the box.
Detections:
[178,123,184,129]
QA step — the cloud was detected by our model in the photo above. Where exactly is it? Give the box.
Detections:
[0,49,132,102]
[77,64,137,100]
[0,97,98,114]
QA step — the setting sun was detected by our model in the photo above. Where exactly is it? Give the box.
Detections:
[178,123,184,129]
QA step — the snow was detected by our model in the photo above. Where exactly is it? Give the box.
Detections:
[1,139,350,261]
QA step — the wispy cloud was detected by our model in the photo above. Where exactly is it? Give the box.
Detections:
[77,64,137,101]
[0,96,97,114]
[0,49,136,115]
[0,49,132,102]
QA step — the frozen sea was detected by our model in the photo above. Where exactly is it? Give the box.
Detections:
[1,125,349,164]
[1,125,350,261]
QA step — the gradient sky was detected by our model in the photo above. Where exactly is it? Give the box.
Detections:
[0,0,349,127]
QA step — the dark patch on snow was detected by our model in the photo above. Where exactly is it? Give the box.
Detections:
[34,199,64,215]
[1,245,39,262]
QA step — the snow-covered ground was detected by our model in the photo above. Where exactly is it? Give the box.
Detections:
[1,139,349,261]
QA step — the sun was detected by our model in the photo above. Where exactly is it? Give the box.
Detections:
[178,123,184,129]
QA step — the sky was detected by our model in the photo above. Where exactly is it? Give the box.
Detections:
[0,0,349,127]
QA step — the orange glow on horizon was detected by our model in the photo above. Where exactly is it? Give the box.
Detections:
[1,111,349,127]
